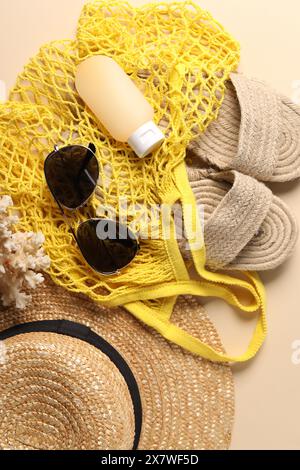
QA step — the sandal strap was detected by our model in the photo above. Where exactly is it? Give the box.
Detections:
[230,73,280,180]
[205,170,273,269]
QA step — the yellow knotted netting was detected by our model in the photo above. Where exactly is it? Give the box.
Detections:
[0,1,268,363]
[0,0,239,301]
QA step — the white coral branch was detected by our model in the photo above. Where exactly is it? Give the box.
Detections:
[0,195,50,309]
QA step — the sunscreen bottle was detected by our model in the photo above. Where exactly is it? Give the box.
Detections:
[75,55,164,158]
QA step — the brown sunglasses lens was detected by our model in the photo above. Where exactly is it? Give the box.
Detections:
[77,219,139,275]
[44,145,99,209]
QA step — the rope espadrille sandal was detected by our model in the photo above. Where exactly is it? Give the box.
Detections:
[188,73,300,183]
[184,168,298,271]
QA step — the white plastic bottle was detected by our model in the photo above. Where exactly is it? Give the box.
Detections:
[75,55,164,158]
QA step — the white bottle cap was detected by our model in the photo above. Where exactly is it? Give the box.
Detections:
[127,120,165,158]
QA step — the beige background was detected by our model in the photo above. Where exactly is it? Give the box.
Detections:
[1,0,300,450]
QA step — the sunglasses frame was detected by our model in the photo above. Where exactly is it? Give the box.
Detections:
[44,143,99,211]
[44,143,140,276]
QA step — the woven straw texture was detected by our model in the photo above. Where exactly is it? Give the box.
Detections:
[0,277,234,450]
[186,169,298,271]
[0,333,135,450]
[188,72,300,182]
[0,1,239,310]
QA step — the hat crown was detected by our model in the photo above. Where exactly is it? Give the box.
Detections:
[0,333,135,450]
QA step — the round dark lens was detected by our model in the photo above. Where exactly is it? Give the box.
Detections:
[44,145,99,209]
[77,219,139,275]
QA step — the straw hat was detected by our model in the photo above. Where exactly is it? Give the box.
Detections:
[0,276,234,450]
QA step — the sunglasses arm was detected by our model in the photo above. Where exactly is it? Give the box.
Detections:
[75,143,97,188]
[54,197,79,244]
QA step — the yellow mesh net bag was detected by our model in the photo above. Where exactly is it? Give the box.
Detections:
[0,1,267,362]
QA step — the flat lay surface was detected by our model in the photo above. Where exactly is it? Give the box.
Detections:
[0,0,300,450]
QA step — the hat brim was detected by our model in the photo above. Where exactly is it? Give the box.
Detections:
[0,276,234,450]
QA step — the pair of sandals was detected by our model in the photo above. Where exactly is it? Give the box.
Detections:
[184,72,300,271]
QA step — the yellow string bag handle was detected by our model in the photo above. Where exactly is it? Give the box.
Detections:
[126,161,267,363]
